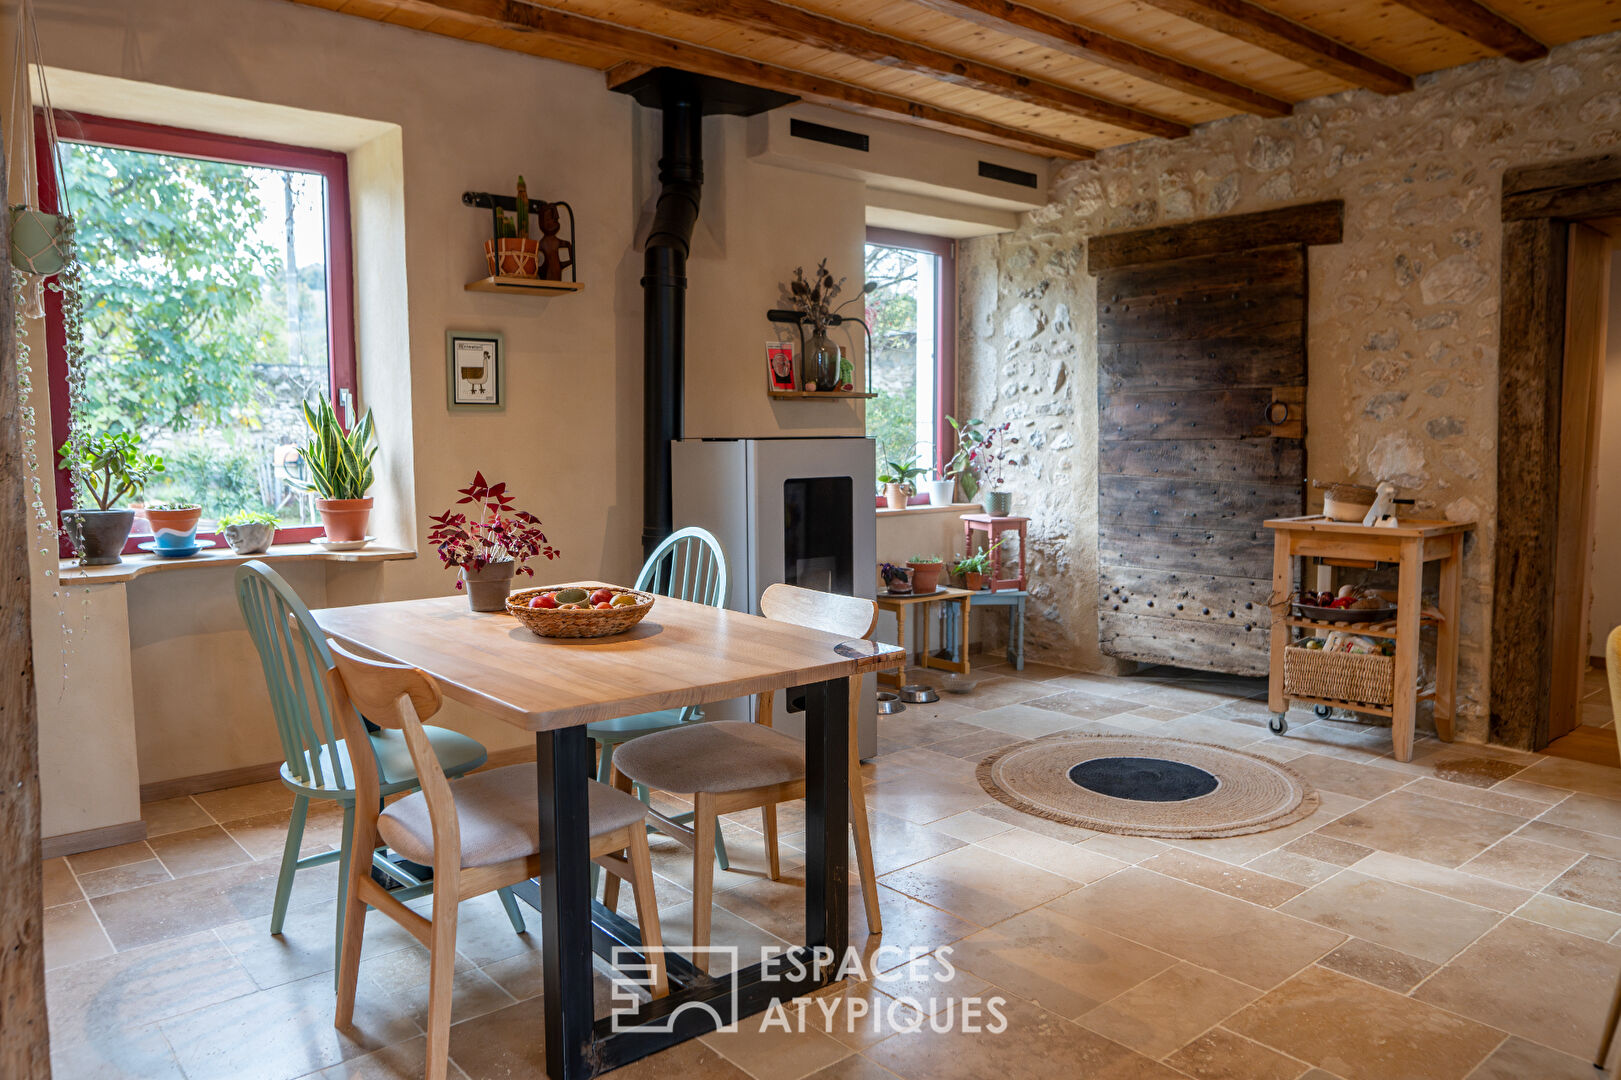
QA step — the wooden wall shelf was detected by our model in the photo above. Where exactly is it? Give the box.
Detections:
[465,276,584,295]
[767,390,876,400]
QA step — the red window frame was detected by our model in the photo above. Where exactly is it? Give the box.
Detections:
[865,227,957,508]
[39,111,356,554]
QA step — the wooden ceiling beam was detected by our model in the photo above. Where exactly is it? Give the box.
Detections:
[358,0,1098,158]
[656,0,1187,140]
[1390,0,1548,61]
[911,0,1291,118]
[1135,0,1413,95]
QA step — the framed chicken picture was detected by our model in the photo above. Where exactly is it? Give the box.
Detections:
[766,341,796,392]
[447,331,504,411]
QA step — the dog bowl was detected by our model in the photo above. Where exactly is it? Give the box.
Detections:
[899,684,940,704]
[876,691,906,715]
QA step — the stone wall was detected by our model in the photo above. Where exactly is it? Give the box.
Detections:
[957,31,1621,743]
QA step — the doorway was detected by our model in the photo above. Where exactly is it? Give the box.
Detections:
[1493,155,1621,751]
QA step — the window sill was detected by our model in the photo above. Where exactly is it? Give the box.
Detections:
[56,542,415,585]
[876,502,981,517]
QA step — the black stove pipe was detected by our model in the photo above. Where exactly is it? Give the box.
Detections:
[641,89,703,560]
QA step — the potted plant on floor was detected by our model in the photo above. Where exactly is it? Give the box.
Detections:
[951,537,1005,592]
[288,397,378,543]
[428,471,561,611]
[218,510,280,555]
[907,554,945,593]
[56,429,165,565]
[878,454,927,510]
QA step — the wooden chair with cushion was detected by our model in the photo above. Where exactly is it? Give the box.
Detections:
[611,583,883,970]
[586,525,731,873]
[323,639,667,1080]
[234,561,525,982]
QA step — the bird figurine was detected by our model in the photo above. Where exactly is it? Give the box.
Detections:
[1362,481,1399,528]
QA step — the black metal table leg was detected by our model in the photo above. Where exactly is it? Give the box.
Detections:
[803,677,850,963]
[538,727,595,1080]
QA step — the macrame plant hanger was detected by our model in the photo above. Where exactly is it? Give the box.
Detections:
[7,0,71,319]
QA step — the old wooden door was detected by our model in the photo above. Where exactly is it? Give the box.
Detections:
[1095,242,1309,676]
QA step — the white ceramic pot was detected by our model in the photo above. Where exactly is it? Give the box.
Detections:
[924,479,954,506]
[222,522,276,555]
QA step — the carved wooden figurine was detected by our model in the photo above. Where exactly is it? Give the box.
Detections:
[537,203,574,281]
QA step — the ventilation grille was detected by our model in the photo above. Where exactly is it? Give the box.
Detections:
[978,160,1038,188]
[790,118,869,152]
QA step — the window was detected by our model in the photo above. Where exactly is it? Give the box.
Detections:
[43,113,354,551]
[863,229,955,503]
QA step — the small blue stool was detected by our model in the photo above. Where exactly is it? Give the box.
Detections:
[941,589,1027,670]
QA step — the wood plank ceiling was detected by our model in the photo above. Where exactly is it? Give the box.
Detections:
[287,0,1621,159]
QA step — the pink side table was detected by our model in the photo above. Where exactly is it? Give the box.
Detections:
[961,514,1028,593]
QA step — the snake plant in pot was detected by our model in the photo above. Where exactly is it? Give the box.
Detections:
[288,397,378,542]
[57,430,165,565]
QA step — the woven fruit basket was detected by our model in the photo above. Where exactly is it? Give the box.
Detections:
[1284,642,1394,707]
[506,585,655,639]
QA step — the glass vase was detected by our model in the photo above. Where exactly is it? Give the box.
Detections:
[806,328,840,391]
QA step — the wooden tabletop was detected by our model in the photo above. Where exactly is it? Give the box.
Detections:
[311,583,904,732]
[1263,514,1475,539]
[876,586,974,607]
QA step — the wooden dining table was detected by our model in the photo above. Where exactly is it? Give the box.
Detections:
[311,584,903,1079]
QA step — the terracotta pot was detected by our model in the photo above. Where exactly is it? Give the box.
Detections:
[144,506,203,552]
[483,238,540,278]
[963,570,984,592]
[316,497,373,542]
[884,482,908,510]
[61,508,135,565]
[907,560,944,593]
[461,559,515,612]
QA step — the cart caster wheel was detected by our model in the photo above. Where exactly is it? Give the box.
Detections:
[1314,705,1333,719]
[1269,714,1288,735]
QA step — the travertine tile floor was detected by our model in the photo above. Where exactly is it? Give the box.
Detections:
[41,661,1621,1079]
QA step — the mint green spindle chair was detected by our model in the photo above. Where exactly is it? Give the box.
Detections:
[586,527,730,878]
[234,562,526,980]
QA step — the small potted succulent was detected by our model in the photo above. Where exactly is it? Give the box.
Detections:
[218,510,280,555]
[144,501,203,554]
[907,553,944,594]
[288,397,378,543]
[878,454,927,510]
[57,429,165,565]
[951,537,1005,592]
[428,471,561,611]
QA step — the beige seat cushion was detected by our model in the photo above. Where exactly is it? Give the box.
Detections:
[612,721,806,795]
[379,765,648,869]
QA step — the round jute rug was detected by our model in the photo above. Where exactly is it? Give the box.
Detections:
[977,733,1319,839]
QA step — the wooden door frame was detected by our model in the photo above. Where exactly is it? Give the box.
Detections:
[1492,153,1621,749]
[0,138,51,1073]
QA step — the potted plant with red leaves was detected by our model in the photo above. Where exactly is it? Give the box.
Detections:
[976,421,1017,516]
[428,472,561,611]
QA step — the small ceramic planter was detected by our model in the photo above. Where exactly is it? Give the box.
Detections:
[924,479,954,506]
[962,570,984,592]
[61,508,135,565]
[145,506,203,553]
[907,560,944,593]
[983,490,1013,516]
[484,238,540,278]
[884,483,909,510]
[317,497,373,542]
[462,559,516,612]
[223,522,276,555]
